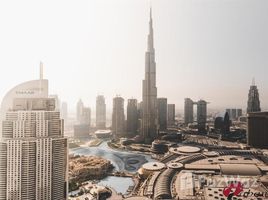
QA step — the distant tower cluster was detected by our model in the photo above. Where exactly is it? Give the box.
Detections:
[226,108,243,120]
[112,96,125,136]
[0,70,67,200]
[141,8,159,143]
[96,95,106,129]
[214,112,230,135]
[127,99,139,135]
[184,98,208,133]
[247,79,261,113]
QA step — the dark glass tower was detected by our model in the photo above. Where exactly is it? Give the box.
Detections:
[127,99,138,135]
[247,79,261,113]
[157,98,167,131]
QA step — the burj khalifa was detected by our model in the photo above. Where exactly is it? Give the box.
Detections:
[141,8,158,143]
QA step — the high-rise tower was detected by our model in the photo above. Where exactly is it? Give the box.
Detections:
[0,68,68,200]
[96,95,106,129]
[247,79,261,113]
[157,98,167,131]
[247,112,268,148]
[141,8,158,143]
[197,100,207,133]
[184,98,194,124]
[127,99,138,135]
[76,99,84,123]
[112,96,125,137]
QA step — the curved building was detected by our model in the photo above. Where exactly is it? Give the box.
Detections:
[95,130,112,139]
[138,162,166,178]
[132,143,268,200]
[154,168,176,199]
[1,79,48,118]
[0,69,68,200]
[151,140,168,154]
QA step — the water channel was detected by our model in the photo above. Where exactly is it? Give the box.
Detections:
[69,141,154,194]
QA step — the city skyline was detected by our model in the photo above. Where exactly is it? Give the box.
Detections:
[0,0,268,111]
[1,1,268,199]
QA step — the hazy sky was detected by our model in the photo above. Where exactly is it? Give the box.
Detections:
[0,0,267,112]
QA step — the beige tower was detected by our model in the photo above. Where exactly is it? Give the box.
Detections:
[141,8,158,143]
[0,69,68,200]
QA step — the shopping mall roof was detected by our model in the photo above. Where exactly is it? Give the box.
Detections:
[220,164,261,176]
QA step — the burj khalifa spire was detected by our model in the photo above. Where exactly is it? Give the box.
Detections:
[141,8,158,143]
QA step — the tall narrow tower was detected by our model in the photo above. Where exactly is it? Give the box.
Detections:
[184,98,194,124]
[247,79,261,113]
[96,95,106,129]
[141,8,158,143]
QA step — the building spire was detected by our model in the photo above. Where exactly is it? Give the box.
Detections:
[147,7,154,52]
[40,61,44,80]
[150,6,152,21]
[252,77,255,86]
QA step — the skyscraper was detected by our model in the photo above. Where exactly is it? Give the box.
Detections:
[247,112,268,148]
[127,99,138,135]
[137,101,143,132]
[247,79,261,113]
[141,8,158,143]
[197,100,207,133]
[76,99,84,123]
[74,103,91,138]
[157,98,167,131]
[223,111,230,134]
[81,107,91,126]
[0,71,68,200]
[96,95,106,129]
[184,98,194,124]
[112,96,125,137]
[167,104,175,127]
[76,98,91,126]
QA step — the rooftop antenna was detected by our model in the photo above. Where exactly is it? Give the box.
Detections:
[38,61,44,94]
[150,1,152,19]
[40,61,44,80]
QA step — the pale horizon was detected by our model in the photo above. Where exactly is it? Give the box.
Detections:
[0,0,267,111]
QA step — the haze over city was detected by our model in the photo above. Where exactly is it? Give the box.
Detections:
[2,1,268,200]
[0,0,268,111]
